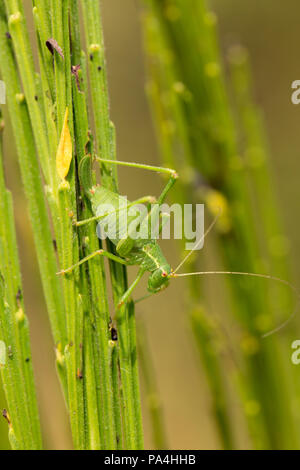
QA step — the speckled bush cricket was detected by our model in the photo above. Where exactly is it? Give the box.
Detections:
[58,155,299,337]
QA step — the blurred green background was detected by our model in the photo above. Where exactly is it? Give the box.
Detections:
[1,0,300,449]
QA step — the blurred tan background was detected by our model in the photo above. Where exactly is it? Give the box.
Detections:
[1,0,300,449]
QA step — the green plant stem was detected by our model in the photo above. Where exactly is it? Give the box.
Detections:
[0,3,66,347]
[110,340,123,449]
[143,0,298,449]
[32,0,54,98]
[81,0,144,450]
[4,0,52,187]
[128,302,144,449]
[58,181,85,450]
[228,46,291,289]
[52,0,85,449]
[72,59,117,449]
[32,6,58,183]
[137,320,168,450]
[1,0,145,450]
[190,308,234,450]
[0,114,42,450]
[2,0,86,448]
[143,2,235,449]
[83,310,101,450]
[228,45,297,448]
[0,292,28,449]
[51,0,66,132]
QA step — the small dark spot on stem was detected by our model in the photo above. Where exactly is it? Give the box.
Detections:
[53,239,57,251]
[111,327,118,342]
[6,32,11,39]
[25,357,30,363]
[34,95,38,101]
[78,197,85,212]
[16,288,22,303]
[69,341,73,348]
[2,409,10,426]
[97,66,102,71]
[71,64,81,91]
[8,346,13,359]
[109,321,118,341]
[46,38,64,59]
[77,369,83,380]
[90,54,93,61]
[85,135,92,155]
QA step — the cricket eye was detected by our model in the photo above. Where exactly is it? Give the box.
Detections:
[162,271,168,278]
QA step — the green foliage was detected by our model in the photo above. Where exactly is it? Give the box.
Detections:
[143,0,299,449]
[0,0,297,451]
[0,0,143,450]
[0,111,42,449]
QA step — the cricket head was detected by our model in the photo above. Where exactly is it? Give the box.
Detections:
[147,265,171,293]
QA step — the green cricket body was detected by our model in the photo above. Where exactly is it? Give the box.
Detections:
[76,154,178,305]
[66,156,294,334]
[89,184,171,294]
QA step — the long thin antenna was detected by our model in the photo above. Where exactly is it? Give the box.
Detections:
[173,209,221,274]
[171,270,300,337]
[262,302,299,338]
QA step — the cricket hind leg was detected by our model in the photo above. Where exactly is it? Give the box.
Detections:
[96,158,178,241]
[96,157,178,205]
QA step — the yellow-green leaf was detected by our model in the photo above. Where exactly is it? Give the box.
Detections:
[56,107,72,180]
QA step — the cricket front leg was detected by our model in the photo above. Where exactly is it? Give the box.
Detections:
[117,268,146,309]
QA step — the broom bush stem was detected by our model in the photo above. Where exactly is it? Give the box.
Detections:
[72,56,117,449]
[1,0,144,450]
[81,0,144,450]
[0,3,66,346]
[0,112,42,449]
[142,0,298,449]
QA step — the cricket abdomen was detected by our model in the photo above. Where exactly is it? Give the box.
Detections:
[90,185,135,246]
[140,242,169,273]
